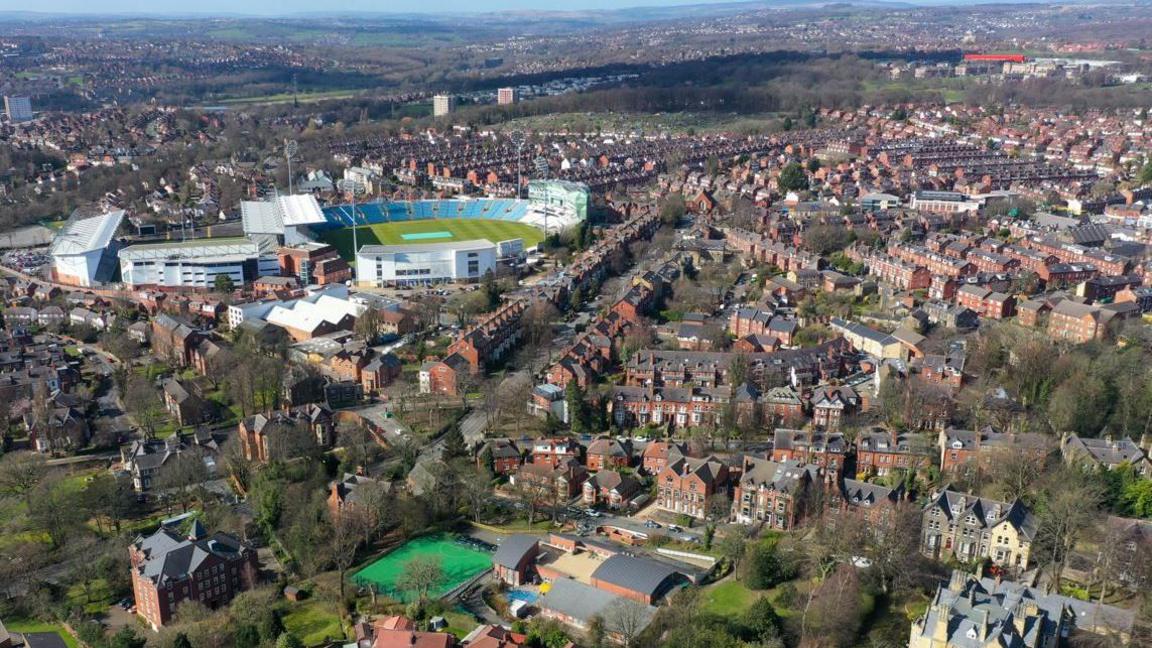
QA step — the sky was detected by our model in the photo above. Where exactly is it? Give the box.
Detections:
[0,0,745,16]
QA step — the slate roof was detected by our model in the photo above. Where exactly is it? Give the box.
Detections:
[132,525,248,587]
[492,535,539,570]
[590,555,681,599]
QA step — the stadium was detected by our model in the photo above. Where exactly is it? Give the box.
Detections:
[240,179,590,287]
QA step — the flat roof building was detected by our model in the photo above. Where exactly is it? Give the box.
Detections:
[355,239,497,287]
[119,237,279,289]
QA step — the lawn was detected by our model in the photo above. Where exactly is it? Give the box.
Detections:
[3,619,80,648]
[281,601,346,647]
[700,579,761,618]
[320,219,545,262]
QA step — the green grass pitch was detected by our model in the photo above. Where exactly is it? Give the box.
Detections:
[320,219,545,261]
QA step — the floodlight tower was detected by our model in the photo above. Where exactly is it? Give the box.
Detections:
[284,139,298,195]
[510,130,526,199]
[338,178,366,280]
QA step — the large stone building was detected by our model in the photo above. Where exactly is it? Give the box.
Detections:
[921,489,1036,569]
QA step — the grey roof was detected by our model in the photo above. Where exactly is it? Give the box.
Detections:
[539,577,655,627]
[132,525,248,587]
[591,554,681,598]
[492,534,539,570]
[50,209,125,256]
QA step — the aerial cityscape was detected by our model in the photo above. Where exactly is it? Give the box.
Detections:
[2,1,1152,647]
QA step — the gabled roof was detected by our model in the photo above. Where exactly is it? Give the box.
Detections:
[492,534,539,570]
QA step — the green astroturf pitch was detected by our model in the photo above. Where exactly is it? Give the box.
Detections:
[350,534,492,600]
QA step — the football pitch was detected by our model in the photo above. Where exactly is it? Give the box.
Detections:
[320,219,545,261]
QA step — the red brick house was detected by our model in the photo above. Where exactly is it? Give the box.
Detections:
[582,470,641,509]
[855,430,932,478]
[655,455,729,519]
[731,455,817,529]
[641,440,688,475]
[585,438,632,471]
[130,521,258,630]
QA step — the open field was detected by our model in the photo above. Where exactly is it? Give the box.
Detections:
[321,219,545,262]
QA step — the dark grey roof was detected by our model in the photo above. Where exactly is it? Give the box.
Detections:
[539,577,639,625]
[492,534,539,570]
[591,554,680,598]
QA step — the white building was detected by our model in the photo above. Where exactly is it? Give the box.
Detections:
[49,210,125,287]
[355,239,497,287]
[433,94,455,117]
[525,180,589,232]
[226,283,353,329]
[4,95,33,123]
[118,237,279,289]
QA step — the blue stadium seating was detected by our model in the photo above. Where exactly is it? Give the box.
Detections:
[320,199,530,230]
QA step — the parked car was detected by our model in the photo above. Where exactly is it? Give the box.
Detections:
[644,520,661,528]
[585,509,602,518]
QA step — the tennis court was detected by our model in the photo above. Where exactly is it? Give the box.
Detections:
[351,534,492,601]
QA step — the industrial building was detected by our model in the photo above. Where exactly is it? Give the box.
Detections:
[354,239,497,287]
[118,237,279,289]
[49,210,125,287]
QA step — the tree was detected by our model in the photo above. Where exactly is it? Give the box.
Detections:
[1033,466,1106,590]
[109,627,148,648]
[441,423,468,460]
[173,633,194,648]
[124,375,165,438]
[329,508,365,602]
[354,308,381,343]
[658,194,687,225]
[777,162,808,193]
[742,596,782,643]
[717,526,751,578]
[744,542,793,590]
[565,382,590,434]
[396,555,445,602]
[27,474,84,549]
[214,273,235,293]
[155,449,210,513]
[587,615,607,648]
[276,633,305,648]
[0,451,48,504]
[606,599,649,647]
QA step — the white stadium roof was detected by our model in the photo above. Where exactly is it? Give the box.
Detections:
[240,201,284,235]
[240,194,325,235]
[276,194,326,227]
[49,210,125,256]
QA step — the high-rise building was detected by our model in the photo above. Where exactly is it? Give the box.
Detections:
[433,94,455,117]
[4,96,33,123]
[497,87,518,105]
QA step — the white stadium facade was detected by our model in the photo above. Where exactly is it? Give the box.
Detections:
[49,210,125,287]
[118,237,279,289]
[355,239,498,288]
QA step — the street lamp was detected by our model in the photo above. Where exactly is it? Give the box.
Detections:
[284,139,298,195]
[338,178,366,281]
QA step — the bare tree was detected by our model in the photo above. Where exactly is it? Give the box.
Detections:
[124,375,165,438]
[606,599,648,647]
[396,555,445,602]
[155,449,211,513]
[0,451,48,505]
[1033,466,1106,590]
[329,510,365,602]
